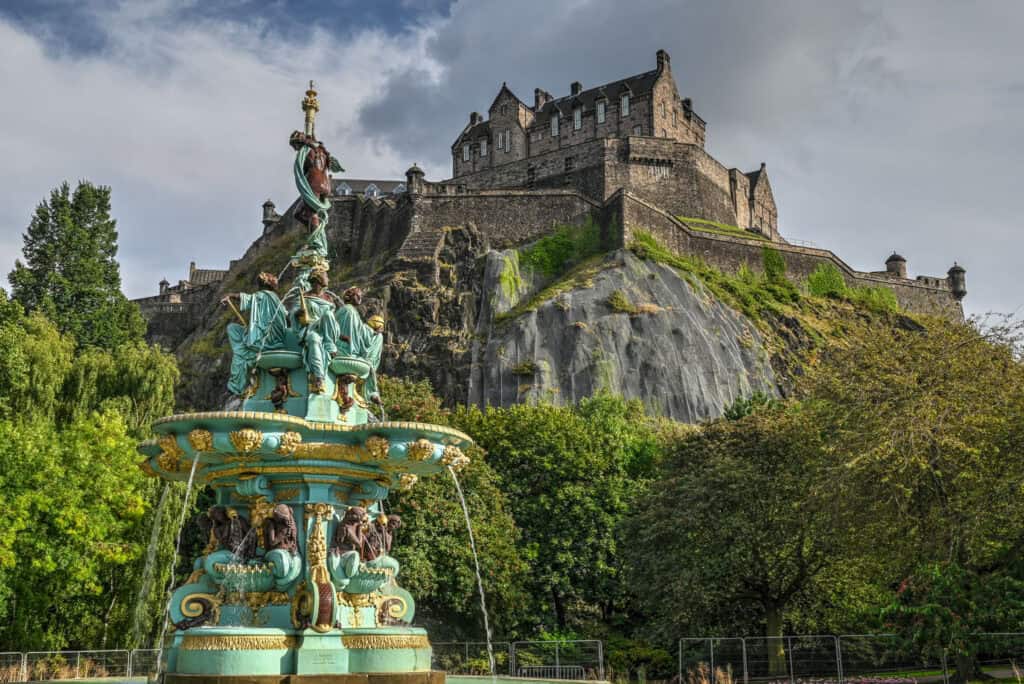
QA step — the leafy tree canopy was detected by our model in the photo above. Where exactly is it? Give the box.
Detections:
[8,181,145,349]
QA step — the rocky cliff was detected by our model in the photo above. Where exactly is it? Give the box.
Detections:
[163,210,880,421]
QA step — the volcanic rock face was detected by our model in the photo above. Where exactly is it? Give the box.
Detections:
[162,222,780,421]
[467,250,777,422]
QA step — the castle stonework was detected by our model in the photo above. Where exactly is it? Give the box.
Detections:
[450,50,779,241]
[134,49,967,339]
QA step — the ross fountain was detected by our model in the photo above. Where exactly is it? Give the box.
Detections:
[137,82,473,684]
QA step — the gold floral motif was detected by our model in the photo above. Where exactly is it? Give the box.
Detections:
[406,438,434,462]
[366,435,390,461]
[157,450,180,472]
[181,634,297,651]
[341,634,430,650]
[441,445,471,471]
[275,487,301,501]
[158,434,184,457]
[229,428,263,453]
[187,429,214,452]
[398,473,418,491]
[338,591,378,608]
[277,431,302,455]
[222,590,290,607]
[304,502,334,632]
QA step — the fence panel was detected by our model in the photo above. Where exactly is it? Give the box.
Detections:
[968,633,1024,680]
[24,650,129,681]
[0,653,24,683]
[431,641,512,675]
[129,649,162,678]
[511,640,604,680]
[743,636,839,683]
[838,634,945,681]
[678,638,747,684]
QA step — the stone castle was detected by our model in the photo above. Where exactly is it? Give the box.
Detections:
[135,49,967,345]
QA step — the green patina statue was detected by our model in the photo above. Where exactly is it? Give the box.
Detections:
[222,272,287,396]
[293,269,340,395]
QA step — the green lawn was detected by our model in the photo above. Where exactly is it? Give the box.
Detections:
[677,216,769,241]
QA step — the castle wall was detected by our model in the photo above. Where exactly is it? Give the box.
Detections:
[398,190,601,261]
[614,191,963,319]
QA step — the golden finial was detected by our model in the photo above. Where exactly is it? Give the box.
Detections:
[302,80,320,138]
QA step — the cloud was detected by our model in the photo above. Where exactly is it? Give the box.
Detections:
[1,0,1021,319]
[0,2,441,298]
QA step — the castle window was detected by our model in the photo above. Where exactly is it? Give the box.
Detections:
[551,113,559,137]
[672,109,677,125]
[505,129,511,152]
[462,143,470,162]
[501,104,508,115]
[336,182,351,196]
[620,94,630,116]
[597,100,606,123]
[480,139,488,157]
[526,167,536,189]
[496,131,504,150]
[573,107,582,130]
[633,125,642,135]
[364,183,379,198]
[660,102,666,118]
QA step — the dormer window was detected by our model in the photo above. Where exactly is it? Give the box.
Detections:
[462,143,470,162]
[335,182,352,196]
[573,107,582,130]
[597,100,606,123]
[551,112,559,137]
[365,183,379,198]
[620,94,630,116]
[480,139,488,157]
[393,184,406,194]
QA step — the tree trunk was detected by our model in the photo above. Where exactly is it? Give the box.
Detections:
[765,606,787,677]
[551,588,567,628]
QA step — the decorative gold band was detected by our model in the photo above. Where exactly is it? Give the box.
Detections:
[181,635,297,651]
[341,634,431,650]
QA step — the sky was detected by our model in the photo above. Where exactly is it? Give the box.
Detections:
[0,0,1020,318]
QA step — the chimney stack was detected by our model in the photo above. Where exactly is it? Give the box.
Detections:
[534,88,551,112]
[656,49,671,71]
[570,81,582,96]
[469,111,481,125]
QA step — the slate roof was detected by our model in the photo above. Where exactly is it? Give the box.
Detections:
[453,120,491,148]
[532,69,661,126]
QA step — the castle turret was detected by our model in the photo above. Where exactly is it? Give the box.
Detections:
[948,263,967,300]
[262,199,280,230]
[885,252,907,278]
[159,278,169,295]
[406,163,425,194]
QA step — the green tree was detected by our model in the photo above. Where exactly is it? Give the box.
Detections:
[799,316,1024,680]
[378,376,530,638]
[626,403,849,673]
[452,395,661,629]
[9,181,144,349]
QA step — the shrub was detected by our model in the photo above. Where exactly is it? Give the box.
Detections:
[762,247,786,282]
[806,263,847,298]
[607,289,636,314]
[519,218,602,278]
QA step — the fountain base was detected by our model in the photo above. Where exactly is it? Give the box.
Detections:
[167,626,434,678]
[165,671,445,684]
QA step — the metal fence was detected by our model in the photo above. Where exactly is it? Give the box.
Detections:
[679,633,1024,684]
[432,641,513,675]
[512,640,605,680]
[0,641,606,682]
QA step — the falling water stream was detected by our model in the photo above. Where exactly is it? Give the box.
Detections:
[130,483,172,646]
[154,457,201,674]
[448,466,496,677]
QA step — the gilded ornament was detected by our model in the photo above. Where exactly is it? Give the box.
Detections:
[406,438,434,462]
[248,497,275,548]
[181,634,296,651]
[275,487,301,502]
[158,434,185,458]
[277,431,302,455]
[303,502,334,631]
[229,428,264,453]
[340,634,430,650]
[441,444,471,471]
[365,435,390,461]
[291,581,312,629]
[138,459,158,478]
[187,429,214,452]
[157,450,181,473]
[398,473,418,491]
[294,442,370,462]
[179,592,221,626]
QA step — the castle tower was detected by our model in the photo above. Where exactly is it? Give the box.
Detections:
[262,199,280,231]
[885,253,907,278]
[948,263,967,300]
